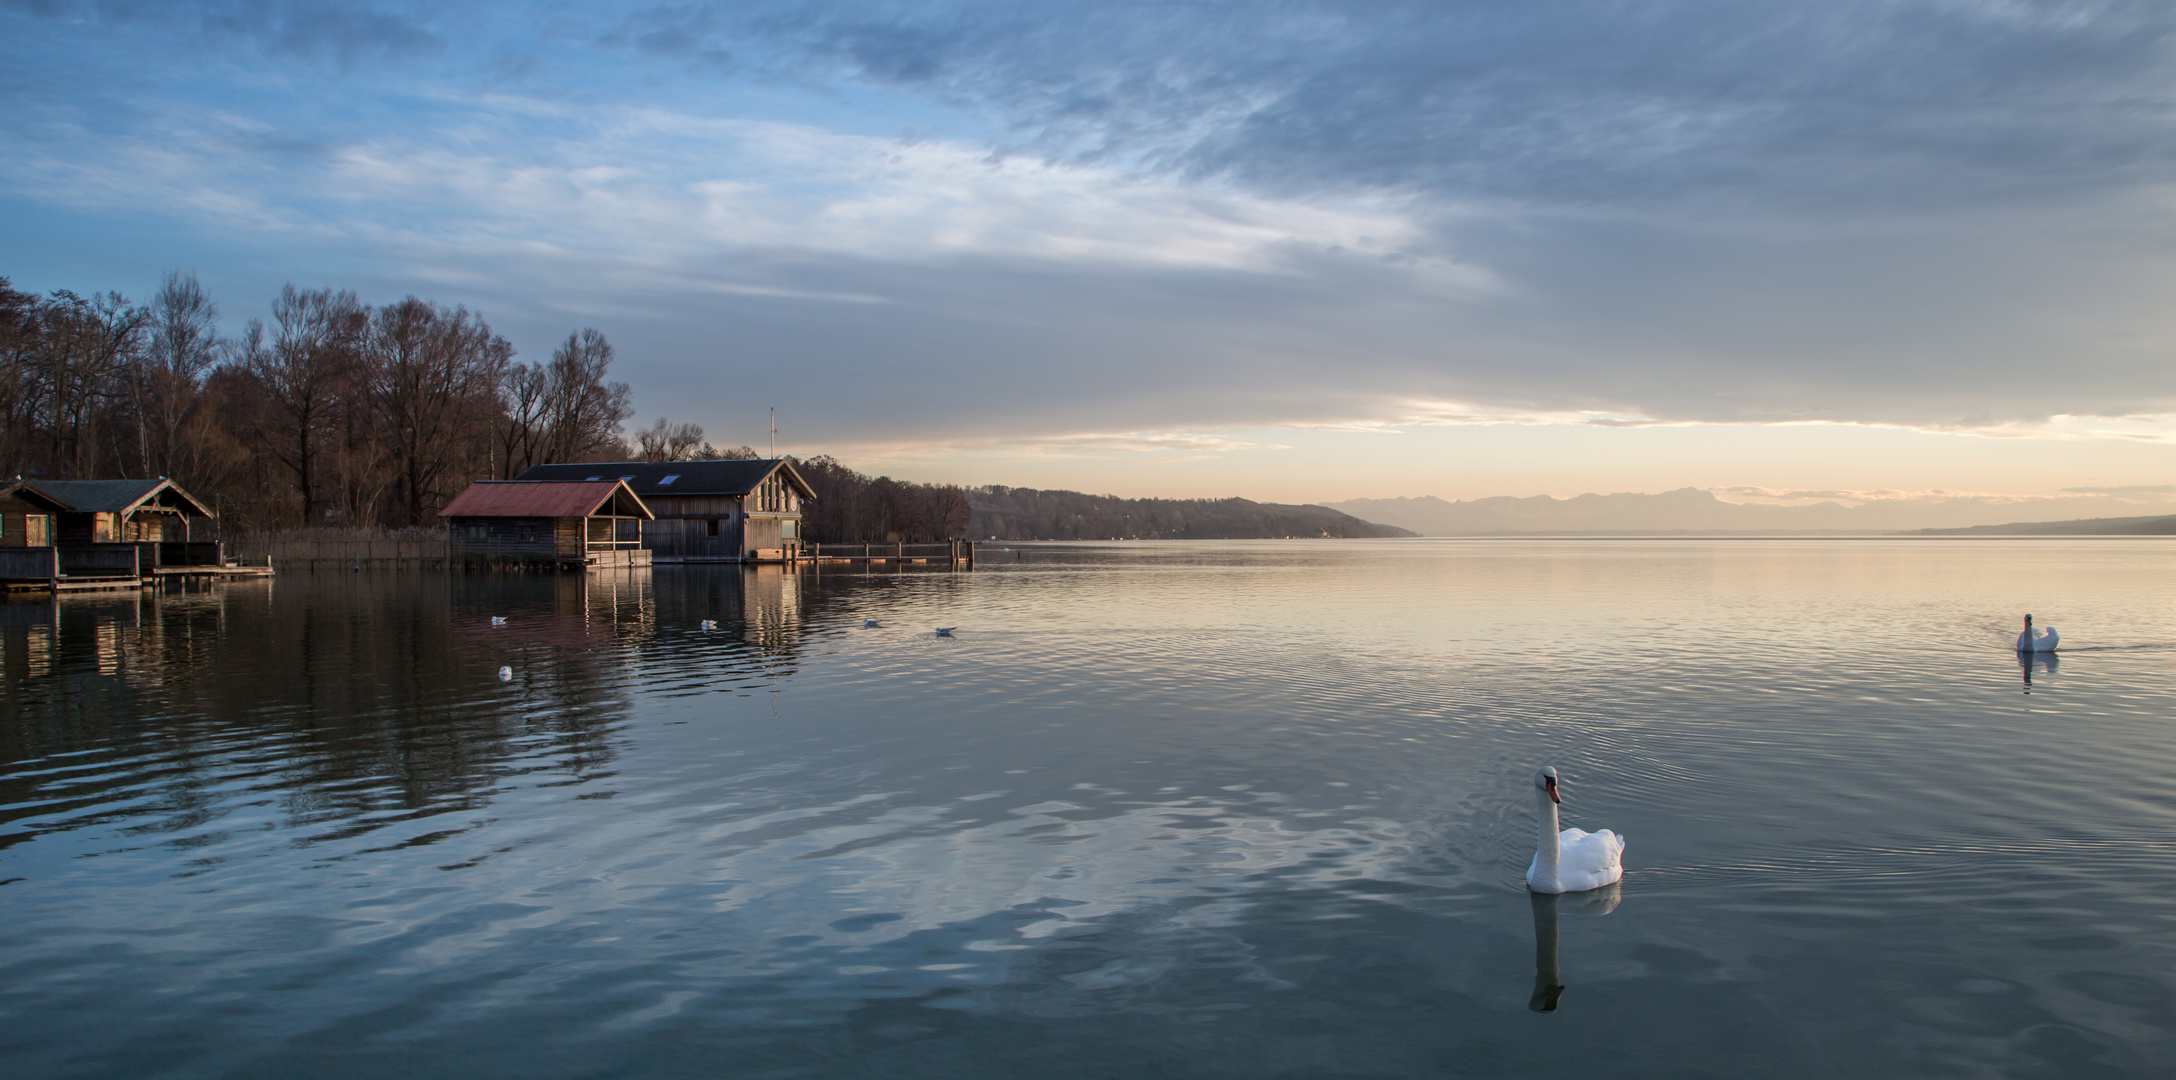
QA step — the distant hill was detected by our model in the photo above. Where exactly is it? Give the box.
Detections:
[1324,488,2176,536]
[1913,515,2176,536]
[971,486,1415,540]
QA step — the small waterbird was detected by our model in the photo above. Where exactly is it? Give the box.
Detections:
[2016,613,2059,653]
[1527,766,1626,895]
[864,619,881,629]
[490,616,507,627]
[700,619,718,630]
[934,627,955,637]
[497,666,512,681]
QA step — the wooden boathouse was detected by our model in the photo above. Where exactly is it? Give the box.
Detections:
[1,476,271,592]
[440,480,654,570]
[512,459,815,563]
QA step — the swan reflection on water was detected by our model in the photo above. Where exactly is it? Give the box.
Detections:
[1529,883,1622,1013]
[2019,650,2059,694]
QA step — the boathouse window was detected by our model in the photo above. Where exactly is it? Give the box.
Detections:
[466,524,486,541]
[519,524,535,543]
[707,519,720,537]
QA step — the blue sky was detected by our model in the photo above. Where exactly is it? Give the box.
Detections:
[4,0,2175,508]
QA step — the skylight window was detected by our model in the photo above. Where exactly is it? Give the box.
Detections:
[585,476,601,481]
[619,475,635,482]
[659,475,679,485]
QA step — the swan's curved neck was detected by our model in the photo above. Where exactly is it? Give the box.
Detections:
[1535,788,1561,876]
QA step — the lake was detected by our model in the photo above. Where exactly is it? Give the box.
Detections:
[5,539,2176,1077]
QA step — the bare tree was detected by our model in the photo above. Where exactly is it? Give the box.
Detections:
[541,329,634,464]
[242,285,367,526]
[368,297,513,525]
[133,271,226,482]
[635,417,715,462]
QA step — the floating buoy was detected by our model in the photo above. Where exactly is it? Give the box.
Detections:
[864,619,881,629]
[934,627,955,637]
[497,666,513,681]
[700,619,718,630]
[490,616,507,627]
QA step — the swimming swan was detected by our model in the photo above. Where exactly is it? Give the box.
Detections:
[1527,766,1626,894]
[2017,614,2058,653]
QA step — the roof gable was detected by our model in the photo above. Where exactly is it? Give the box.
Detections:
[514,459,815,500]
[439,480,654,520]
[0,480,70,512]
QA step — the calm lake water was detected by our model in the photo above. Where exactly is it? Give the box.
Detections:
[5,539,2176,1077]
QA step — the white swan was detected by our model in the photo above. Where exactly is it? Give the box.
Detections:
[490,616,507,627]
[934,627,955,637]
[2016,614,2058,653]
[1527,766,1626,894]
[700,619,718,630]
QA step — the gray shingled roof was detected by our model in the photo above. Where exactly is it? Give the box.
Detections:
[513,459,813,500]
[35,479,213,516]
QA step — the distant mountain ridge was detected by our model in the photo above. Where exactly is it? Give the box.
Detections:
[1322,488,2176,535]
[971,486,1415,540]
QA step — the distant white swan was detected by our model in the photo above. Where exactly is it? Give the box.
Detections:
[1527,767,1626,894]
[934,627,955,637]
[864,619,882,629]
[497,666,512,681]
[2016,614,2058,653]
[490,616,507,627]
[700,619,718,630]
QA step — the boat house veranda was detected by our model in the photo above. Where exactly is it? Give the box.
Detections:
[512,459,814,563]
[439,480,654,570]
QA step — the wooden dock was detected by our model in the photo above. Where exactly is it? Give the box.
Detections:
[802,541,975,567]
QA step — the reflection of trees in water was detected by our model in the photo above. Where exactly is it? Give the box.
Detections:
[0,574,645,853]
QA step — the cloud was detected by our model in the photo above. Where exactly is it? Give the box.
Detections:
[676,1,2176,212]
[3,1,2176,458]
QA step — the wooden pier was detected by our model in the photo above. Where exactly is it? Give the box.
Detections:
[802,541,975,567]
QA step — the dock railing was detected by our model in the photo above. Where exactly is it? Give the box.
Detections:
[0,547,59,582]
[59,544,142,577]
[804,540,974,566]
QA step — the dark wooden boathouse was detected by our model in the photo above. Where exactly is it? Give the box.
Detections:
[440,480,655,569]
[512,459,814,563]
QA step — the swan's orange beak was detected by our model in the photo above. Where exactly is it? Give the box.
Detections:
[1544,776,1560,804]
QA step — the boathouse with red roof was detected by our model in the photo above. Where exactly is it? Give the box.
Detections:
[439,480,655,569]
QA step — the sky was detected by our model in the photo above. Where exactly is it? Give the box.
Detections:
[3,0,2175,509]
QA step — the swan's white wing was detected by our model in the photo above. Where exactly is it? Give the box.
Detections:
[1557,828,1626,892]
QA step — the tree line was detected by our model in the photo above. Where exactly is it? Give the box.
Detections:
[791,456,972,543]
[966,486,1416,540]
[0,272,747,532]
